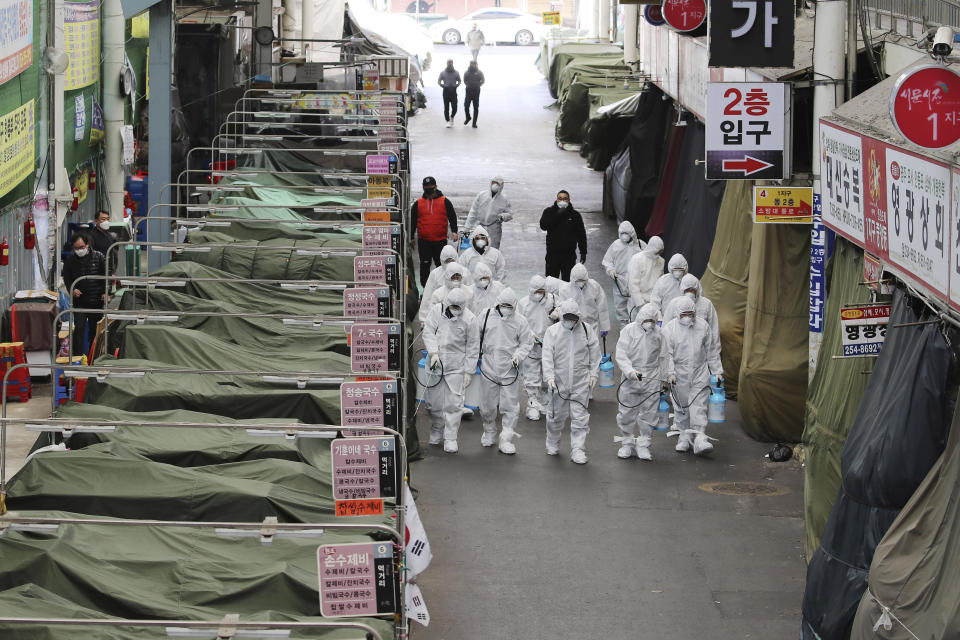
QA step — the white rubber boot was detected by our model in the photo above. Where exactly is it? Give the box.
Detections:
[443,439,459,453]
[635,435,653,461]
[693,432,714,456]
[570,448,588,465]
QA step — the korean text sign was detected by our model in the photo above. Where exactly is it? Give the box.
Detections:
[819,121,865,244]
[709,0,794,68]
[0,99,34,198]
[0,0,32,88]
[331,436,397,517]
[839,304,891,357]
[317,542,397,617]
[340,379,400,435]
[350,323,401,373]
[64,0,99,90]
[706,82,789,180]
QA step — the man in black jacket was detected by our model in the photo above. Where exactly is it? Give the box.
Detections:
[61,231,108,357]
[539,190,587,280]
[88,210,118,274]
[463,60,484,127]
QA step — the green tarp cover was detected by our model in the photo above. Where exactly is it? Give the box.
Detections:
[738,223,810,441]
[221,169,366,189]
[0,515,392,639]
[120,325,351,373]
[185,220,363,243]
[176,231,360,281]
[555,83,634,145]
[578,87,643,167]
[555,57,628,103]
[81,357,342,424]
[801,239,873,558]
[199,197,313,221]
[5,443,392,525]
[547,43,623,98]
[117,289,351,356]
[700,180,754,399]
[210,187,363,210]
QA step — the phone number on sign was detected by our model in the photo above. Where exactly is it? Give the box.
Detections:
[842,343,883,356]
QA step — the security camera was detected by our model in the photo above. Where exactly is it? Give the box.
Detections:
[933,26,954,57]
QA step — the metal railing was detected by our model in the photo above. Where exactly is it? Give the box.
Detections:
[864,0,960,34]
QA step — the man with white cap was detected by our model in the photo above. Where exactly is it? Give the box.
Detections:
[465,177,512,249]
[422,287,480,453]
[650,252,689,312]
[662,296,723,456]
[459,225,507,282]
[473,287,533,454]
[614,303,667,460]
[627,235,665,319]
[542,299,601,464]
[601,221,641,326]
[518,274,559,420]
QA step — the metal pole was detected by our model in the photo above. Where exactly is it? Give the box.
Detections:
[846,0,857,100]
[147,0,172,273]
[102,0,126,219]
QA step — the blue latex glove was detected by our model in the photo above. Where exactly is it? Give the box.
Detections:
[600,330,608,338]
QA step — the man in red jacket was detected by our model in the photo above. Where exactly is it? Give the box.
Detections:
[410,176,459,285]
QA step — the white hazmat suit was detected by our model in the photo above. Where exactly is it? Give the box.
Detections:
[473,287,533,454]
[601,221,641,325]
[459,225,507,281]
[422,287,481,452]
[662,273,719,342]
[542,299,601,464]
[559,263,611,338]
[468,262,505,315]
[614,303,667,460]
[650,253,688,311]
[465,177,513,248]
[662,296,723,456]
[418,261,473,325]
[517,275,558,420]
[421,245,463,311]
[627,235,665,318]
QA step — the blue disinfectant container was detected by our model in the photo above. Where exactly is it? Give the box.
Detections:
[708,375,726,424]
[657,393,671,430]
[464,359,481,410]
[598,354,615,389]
[459,235,471,252]
[415,350,428,402]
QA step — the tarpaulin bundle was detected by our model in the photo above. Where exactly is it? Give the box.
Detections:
[850,389,960,639]
[658,122,726,279]
[738,222,809,441]
[547,43,623,98]
[699,180,755,399]
[555,80,631,145]
[801,288,956,640]
[801,239,873,557]
[644,120,685,239]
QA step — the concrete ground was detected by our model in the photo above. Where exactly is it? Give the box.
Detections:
[409,44,805,639]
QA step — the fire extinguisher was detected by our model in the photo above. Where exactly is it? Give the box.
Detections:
[70,185,79,212]
[0,238,9,266]
[88,169,96,191]
[23,216,35,250]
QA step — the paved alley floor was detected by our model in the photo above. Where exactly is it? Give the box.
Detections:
[408,43,805,639]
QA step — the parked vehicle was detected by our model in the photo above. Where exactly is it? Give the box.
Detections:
[428,8,544,46]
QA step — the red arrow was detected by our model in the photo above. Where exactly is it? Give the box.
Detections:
[722,155,774,176]
[798,199,812,216]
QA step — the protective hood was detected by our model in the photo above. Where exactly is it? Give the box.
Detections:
[675,296,696,316]
[559,299,580,317]
[444,287,468,309]
[491,176,504,189]
[497,287,518,307]
[444,262,466,285]
[618,221,636,240]
[529,274,546,295]
[680,273,701,296]
[668,253,688,272]
[638,302,660,324]
[440,244,458,264]
[645,236,664,255]
[471,225,489,241]
[474,261,494,281]
[570,263,589,282]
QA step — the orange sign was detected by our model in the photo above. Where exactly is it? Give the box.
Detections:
[335,499,384,517]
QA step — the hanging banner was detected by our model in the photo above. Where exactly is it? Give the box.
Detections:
[839,303,891,357]
[0,99,35,199]
[64,0,99,90]
[819,121,866,244]
[809,201,826,333]
[73,95,86,142]
[89,97,104,144]
[0,0,33,87]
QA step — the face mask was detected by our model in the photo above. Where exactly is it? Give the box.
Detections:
[561,319,576,330]
[576,280,587,290]
[447,306,462,317]
[477,278,490,290]
[474,239,488,249]
[424,187,436,195]
[557,201,569,209]
[533,291,545,302]
[449,279,462,288]
[620,233,631,244]
[499,306,514,318]
[684,291,697,300]
[98,221,110,230]
[642,320,656,332]
[672,269,685,280]
[443,259,455,266]
[491,184,500,194]
[74,247,89,258]
[679,315,694,327]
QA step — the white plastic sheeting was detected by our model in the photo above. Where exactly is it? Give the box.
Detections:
[282,0,346,62]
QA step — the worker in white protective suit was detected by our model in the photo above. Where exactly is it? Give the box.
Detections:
[459,225,506,281]
[601,221,641,326]
[421,245,467,311]
[518,275,559,421]
[559,263,611,340]
[418,261,473,325]
[422,287,480,453]
[473,287,533,454]
[614,303,667,460]
[464,177,513,249]
[662,273,719,343]
[542,299,601,464]
[468,262,505,315]
[662,296,723,456]
[650,252,688,312]
[627,235,665,318]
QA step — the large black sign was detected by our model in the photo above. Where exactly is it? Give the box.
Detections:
[709,0,795,68]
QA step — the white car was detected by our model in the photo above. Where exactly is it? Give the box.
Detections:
[428,8,543,46]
